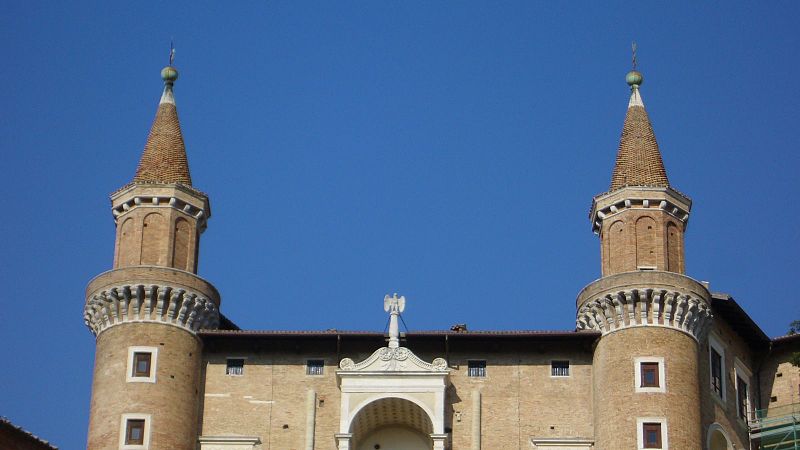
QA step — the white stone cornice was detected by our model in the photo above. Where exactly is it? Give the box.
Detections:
[111,196,208,228]
[84,283,220,336]
[576,286,712,341]
[589,186,692,233]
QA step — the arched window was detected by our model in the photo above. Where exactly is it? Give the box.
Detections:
[141,213,166,265]
[635,216,657,269]
[666,222,683,273]
[608,220,627,273]
[118,218,137,266]
[172,218,192,271]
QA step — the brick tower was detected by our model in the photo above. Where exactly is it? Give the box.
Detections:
[83,64,220,449]
[576,66,713,448]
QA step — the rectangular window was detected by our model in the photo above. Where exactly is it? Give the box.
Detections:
[641,362,659,388]
[635,357,665,393]
[642,422,662,448]
[132,352,152,378]
[126,346,157,383]
[125,419,145,445]
[468,360,486,377]
[737,376,748,419]
[306,359,324,376]
[711,348,723,396]
[226,358,244,376]
[551,360,570,377]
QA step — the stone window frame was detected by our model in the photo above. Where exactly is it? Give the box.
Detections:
[637,417,668,450]
[225,356,247,376]
[467,360,487,378]
[549,359,571,378]
[708,333,727,405]
[734,358,753,422]
[126,346,158,384]
[119,413,152,450]
[305,358,325,376]
[634,356,666,393]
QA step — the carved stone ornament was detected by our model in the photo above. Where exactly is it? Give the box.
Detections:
[338,346,448,373]
[84,283,220,336]
[576,287,712,341]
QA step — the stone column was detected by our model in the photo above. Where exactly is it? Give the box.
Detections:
[472,390,481,450]
[305,389,316,450]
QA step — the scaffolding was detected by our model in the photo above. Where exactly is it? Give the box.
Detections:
[750,403,800,450]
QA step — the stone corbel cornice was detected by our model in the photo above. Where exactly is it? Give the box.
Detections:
[589,187,691,234]
[84,283,220,336]
[111,195,208,230]
[576,287,712,341]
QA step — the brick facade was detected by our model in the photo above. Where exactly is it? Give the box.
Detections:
[83,65,799,450]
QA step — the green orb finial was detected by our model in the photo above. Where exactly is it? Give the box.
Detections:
[161,66,179,84]
[626,70,643,87]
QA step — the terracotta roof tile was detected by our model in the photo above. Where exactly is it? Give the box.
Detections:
[610,88,669,191]
[133,86,192,185]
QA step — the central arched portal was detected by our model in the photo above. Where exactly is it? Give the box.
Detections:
[352,397,433,450]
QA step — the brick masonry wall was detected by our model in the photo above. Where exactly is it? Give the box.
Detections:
[87,322,202,450]
[698,318,757,449]
[592,327,701,449]
[760,346,800,411]
[199,340,594,449]
[599,208,685,276]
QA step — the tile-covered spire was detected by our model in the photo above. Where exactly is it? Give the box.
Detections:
[609,69,669,191]
[133,65,193,185]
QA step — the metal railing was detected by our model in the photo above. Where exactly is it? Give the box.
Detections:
[749,404,800,450]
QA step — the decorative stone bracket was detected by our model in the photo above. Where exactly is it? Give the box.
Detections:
[84,283,220,336]
[576,287,712,341]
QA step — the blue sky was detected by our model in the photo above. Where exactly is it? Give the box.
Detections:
[1,2,798,448]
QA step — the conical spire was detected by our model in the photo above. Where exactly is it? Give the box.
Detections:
[609,69,669,191]
[133,65,192,185]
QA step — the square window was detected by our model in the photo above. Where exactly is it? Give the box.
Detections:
[641,362,659,388]
[551,360,570,377]
[132,353,151,378]
[643,422,662,448]
[226,358,244,376]
[125,419,145,445]
[306,359,324,376]
[468,360,486,377]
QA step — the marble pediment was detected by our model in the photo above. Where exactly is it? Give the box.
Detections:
[338,346,448,373]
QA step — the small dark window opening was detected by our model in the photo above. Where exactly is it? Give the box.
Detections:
[641,362,659,388]
[132,352,151,378]
[306,360,324,375]
[468,360,486,377]
[711,348,723,396]
[551,360,570,377]
[226,358,244,376]
[125,419,145,445]
[642,422,662,448]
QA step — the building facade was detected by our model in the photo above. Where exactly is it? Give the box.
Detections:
[83,64,799,450]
